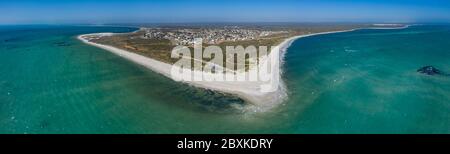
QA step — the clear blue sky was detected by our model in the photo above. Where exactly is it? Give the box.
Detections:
[1,0,450,24]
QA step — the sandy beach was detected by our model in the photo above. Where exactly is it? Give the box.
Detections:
[78,29,358,111]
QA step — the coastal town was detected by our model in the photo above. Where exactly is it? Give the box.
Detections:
[83,24,372,65]
[141,27,289,46]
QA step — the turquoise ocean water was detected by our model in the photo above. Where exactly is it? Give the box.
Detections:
[0,25,449,133]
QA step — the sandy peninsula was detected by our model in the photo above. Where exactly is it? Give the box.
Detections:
[78,29,359,111]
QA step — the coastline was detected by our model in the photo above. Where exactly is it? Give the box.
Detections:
[365,24,411,30]
[77,28,374,111]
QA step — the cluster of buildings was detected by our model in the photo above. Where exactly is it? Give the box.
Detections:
[141,27,287,46]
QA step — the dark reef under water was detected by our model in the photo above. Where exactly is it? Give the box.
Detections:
[417,66,448,76]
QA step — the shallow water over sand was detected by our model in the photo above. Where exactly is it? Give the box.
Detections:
[0,25,448,133]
